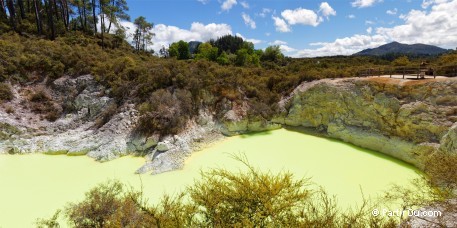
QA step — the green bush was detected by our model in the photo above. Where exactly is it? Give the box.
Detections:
[0,82,13,102]
[41,157,400,227]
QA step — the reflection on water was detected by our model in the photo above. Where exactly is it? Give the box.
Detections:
[0,128,420,227]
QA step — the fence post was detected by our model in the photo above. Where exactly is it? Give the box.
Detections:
[390,68,392,78]
[378,68,381,77]
[403,67,405,79]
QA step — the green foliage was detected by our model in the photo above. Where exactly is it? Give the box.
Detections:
[195,42,218,61]
[392,56,410,66]
[35,210,61,228]
[133,16,154,52]
[45,157,400,227]
[137,89,193,134]
[169,40,191,60]
[64,180,145,228]
[424,152,457,190]
[188,157,312,227]
[0,122,21,140]
[216,51,230,65]
[211,34,245,54]
[28,88,62,122]
[262,45,285,63]
[0,82,13,102]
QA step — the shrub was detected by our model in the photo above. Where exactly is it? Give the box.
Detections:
[137,89,193,135]
[0,83,13,102]
[29,89,51,102]
[42,156,399,227]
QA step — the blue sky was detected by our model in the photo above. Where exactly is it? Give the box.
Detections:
[123,0,457,57]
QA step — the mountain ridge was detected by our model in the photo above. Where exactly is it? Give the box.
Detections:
[354,41,450,56]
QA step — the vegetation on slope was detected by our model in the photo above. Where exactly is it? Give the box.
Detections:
[37,154,457,228]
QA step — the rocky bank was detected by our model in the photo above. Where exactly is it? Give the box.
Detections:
[0,75,456,173]
[223,77,457,168]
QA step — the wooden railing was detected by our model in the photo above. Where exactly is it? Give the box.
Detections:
[358,65,457,79]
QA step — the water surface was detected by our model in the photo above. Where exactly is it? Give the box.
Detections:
[0,129,420,227]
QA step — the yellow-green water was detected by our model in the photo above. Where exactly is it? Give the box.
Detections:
[0,129,420,227]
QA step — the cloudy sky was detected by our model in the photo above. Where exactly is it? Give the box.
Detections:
[123,0,457,57]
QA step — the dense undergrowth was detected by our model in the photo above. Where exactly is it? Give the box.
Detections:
[36,154,456,228]
[1,32,457,136]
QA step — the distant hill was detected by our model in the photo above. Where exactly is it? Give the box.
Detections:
[354,41,450,56]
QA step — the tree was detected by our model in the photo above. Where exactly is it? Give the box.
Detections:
[195,42,218,61]
[159,45,169,58]
[211,34,244,55]
[168,42,179,58]
[6,0,16,31]
[104,0,129,33]
[169,40,190,60]
[133,16,154,52]
[262,45,284,62]
[392,56,410,66]
[217,51,229,65]
[177,40,190,60]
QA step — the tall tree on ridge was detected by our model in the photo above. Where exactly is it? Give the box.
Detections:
[91,0,96,33]
[17,0,26,19]
[6,0,16,31]
[133,16,154,52]
[33,0,42,34]
[104,0,128,33]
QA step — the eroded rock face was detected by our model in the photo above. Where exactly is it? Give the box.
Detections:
[1,75,455,174]
[280,77,457,167]
[0,75,140,161]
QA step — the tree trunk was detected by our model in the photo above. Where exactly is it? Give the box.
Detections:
[6,0,16,31]
[45,0,55,40]
[77,4,83,31]
[52,0,59,20]
[0,0,7,20]
[82,0,87,31]
[92,0,96,33]
[26,0,31,14]
[99,0,104,48]
[18,0,26,19]
[34,0,42,34]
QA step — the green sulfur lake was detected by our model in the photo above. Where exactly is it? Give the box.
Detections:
[0,128,420,227]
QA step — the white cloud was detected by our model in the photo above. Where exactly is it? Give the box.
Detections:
[120,21,232,53]
[221,0,237,11]
[366,27,373,34]
[293,34,388,57]
[351,0,382,8]
[319,2,336,18]
[279,44,297,53]
[235,33,263,44]
[269,40,288,45]
[365,20,375,25]
[291,0,457,57]
[376,0,457,48]
[347,14,356,19]
[242,13,256,29]
[265,32,271,36]
[258,8,272,18]
[421,0,449,9]
[281,8,321,27]
[421,0,434,8]
[386,8,398,15]
[272,16,291,32]
[197,0,210,4]
[240,1,249,9]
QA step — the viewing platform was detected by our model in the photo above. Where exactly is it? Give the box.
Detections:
[358,65,457,79]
